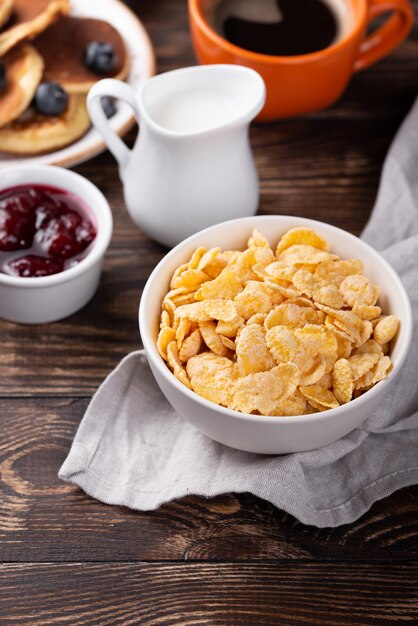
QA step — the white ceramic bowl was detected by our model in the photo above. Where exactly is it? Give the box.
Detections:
[0,165,113,324]
[139,216,412,454]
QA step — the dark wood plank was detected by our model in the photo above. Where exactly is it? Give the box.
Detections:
[0,116,401,396]
[0,247,149,396]
[1,398,418,562]
[1,562,417,625]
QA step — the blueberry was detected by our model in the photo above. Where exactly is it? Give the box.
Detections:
[0,62,6,92]
[101,96,117,119]
[34,82,68,116]
[84,41,116,74]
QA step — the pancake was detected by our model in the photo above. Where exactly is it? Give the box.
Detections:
[0,0,69,57]
[0,43,44,128]
[34,16,130,94]
[0,0,13,29]
[0,94,90,154]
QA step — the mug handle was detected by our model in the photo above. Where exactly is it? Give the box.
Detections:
[354,0,413,72]
[87,79,140,168]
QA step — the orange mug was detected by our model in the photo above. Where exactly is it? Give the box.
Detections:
[189,0,414,121]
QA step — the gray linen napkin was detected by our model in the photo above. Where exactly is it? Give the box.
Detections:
[59,100,418,528]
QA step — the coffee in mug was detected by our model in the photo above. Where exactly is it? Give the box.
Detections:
[211,0,354,56]
[189,0,414,120]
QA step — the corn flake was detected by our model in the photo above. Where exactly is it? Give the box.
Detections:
[295,324,338,373]
[332,359,353,404]
[197,247,222,272]
[175,302,211,322]
[270,393,308,416]
[264,303,324,330]
[219,335,236,350]
[170,263,190,289]
[157,326,176,360]
[264,261,297,282]
[247,313,268,326]
[248,228,271,249]
[175,317,192,349]
[317,372,333,389]
[335,334,353,359]
[340,275,380,307]
[276,227,329,256]
[171,293,196,307]
[175,300,237,323]
[216,314,244,337]
[167,341,192,389]
[178,328,203,363]
[352,305,382,321]
[231,364,300,416]
[348,353,380,381]
[374,315,400,345]
[264,280,301,300]
[187,352,237,406]
[202,299,237,322]
[160,310,171,329]
[299,385,339,411]
[188,247,207,269]
[315,259,364,287]
[299,354,327,386]
[287,296,316,308]
[293,269,345,308]
[235,281,273,320]
[353,339,383,356]
[354,356,391,390]
[171,269,209,291]
[199,322,229,357]
[266,325,305,368]
[162,298,176,327]
[236,324,275,376]
[325,315,356,343]
[195,269,243,301]
[279,244,337,266]
[227,247,274,285]
[198,248,231,279]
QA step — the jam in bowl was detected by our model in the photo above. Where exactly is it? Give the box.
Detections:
[0,184,97,278]
[0,164,112,324]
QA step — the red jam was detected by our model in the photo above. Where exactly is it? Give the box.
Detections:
[0,184,97,278]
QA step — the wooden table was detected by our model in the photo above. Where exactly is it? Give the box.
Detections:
[1,1,418,623]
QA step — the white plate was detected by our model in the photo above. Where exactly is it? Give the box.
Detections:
[0,0,156,169]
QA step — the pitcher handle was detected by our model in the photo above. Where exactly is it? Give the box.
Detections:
[87,79,140,168]
[354,0,413,72]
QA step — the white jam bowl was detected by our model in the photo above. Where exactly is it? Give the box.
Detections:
[139,215,412,454]
[0,165,113,324]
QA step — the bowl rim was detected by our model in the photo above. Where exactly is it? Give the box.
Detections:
[139,215,413,424]
[0,164,113,288]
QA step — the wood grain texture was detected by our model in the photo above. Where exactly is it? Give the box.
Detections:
[1,399,418,563]
[1,562,418,625]
[1,0,418,622]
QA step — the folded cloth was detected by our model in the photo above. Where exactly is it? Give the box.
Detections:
[59,99,418,528]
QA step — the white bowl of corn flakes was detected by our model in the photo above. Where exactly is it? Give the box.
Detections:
[139,216,412,454]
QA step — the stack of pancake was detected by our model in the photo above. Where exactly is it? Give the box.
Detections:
[0,0,130,154]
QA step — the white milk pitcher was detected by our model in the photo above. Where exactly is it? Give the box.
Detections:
[87,65,266,247]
